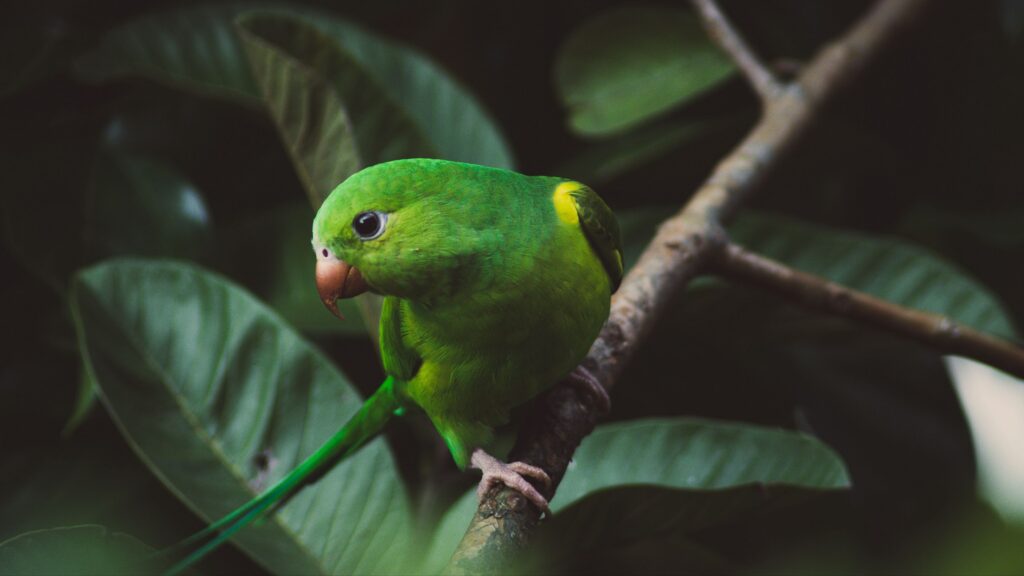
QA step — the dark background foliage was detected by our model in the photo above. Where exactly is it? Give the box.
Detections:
[2,0,1024,573]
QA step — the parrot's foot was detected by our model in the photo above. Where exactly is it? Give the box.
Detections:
[470,448,551,514]
[566,366,611,414]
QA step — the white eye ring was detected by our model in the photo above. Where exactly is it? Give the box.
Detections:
[352,211,387,240]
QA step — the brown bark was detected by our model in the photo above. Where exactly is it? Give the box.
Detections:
[446,0,934,572]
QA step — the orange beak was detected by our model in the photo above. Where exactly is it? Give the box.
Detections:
[316,259,369,320]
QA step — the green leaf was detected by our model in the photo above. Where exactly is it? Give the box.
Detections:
[902,203,1024,249]
[71,259,413,574]
[75,4,513,169]
[554,4,734,137]
[425,418,848,573]
[731,213,1019,339]
[237,11,424,207]
[91,149,213,262]
[556,115,746,185]
[555,418,849,505]
[0,525,150,576]
[310,15,513,170]
[74,4,261,103]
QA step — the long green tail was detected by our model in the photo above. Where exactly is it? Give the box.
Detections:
[156,378,401,575]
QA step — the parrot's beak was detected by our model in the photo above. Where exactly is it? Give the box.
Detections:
[316,259,368,320]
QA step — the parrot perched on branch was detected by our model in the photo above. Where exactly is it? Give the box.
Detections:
[161,158,622,573]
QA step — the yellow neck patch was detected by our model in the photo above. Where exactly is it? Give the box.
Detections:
[553,182,581,225]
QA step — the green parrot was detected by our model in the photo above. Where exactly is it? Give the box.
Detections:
[161,158,622,574]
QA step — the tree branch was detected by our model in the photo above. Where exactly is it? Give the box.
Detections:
[713,242,1024,379]
[446,0,932,572]
[690,0,783,102]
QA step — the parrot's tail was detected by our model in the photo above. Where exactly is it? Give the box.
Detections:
[155,378,402,576]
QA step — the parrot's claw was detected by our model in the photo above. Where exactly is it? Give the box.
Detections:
[471,448,551,514]
[566,366,611,414]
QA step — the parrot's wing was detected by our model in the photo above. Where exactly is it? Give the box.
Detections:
[380,295,422,381]
[569,185,624,292]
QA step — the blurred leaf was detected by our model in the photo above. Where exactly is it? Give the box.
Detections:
[785,330,976,534]
[1,137,215,293]
[72,260,413,574]
[91,148,213,261]
[310,15,513,170]
[609,208,987,557]
[554,4,734,137]
[916,501,1024,575]
[62,364,97,435]
[731,213,1019,339]
[555,418,849,504]
[902,203,1024,249]
[238,11,416,207]
[947,356,1024,524]
[74,4,260,104]
[75,4,513,169]
[0,360,263,574]
[425,418,848,573]
[557,115,744,186]
[222,203,366,334]
[0,525,150,576]
[618,208,1017,340]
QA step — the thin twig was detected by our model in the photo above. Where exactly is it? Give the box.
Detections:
[445,0,932,572]
[713,242,1024,379]
[691,0,783,102]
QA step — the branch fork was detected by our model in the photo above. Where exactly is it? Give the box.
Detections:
[443,1,1021,571]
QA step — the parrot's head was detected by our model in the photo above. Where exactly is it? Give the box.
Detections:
[311,158,502,319]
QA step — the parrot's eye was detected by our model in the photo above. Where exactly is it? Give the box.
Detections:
[352,211,387,240]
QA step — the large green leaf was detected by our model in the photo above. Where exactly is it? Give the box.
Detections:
[731,213,1018,339]
[425,418,848,573]
[310,15,513,171]
[237,11,424,208]
[554,4,734,137]
[555,418,849,503]
[0,525,150,576]
[74,4,260,103]
[71,260,413,574]
[75,4,513,169]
